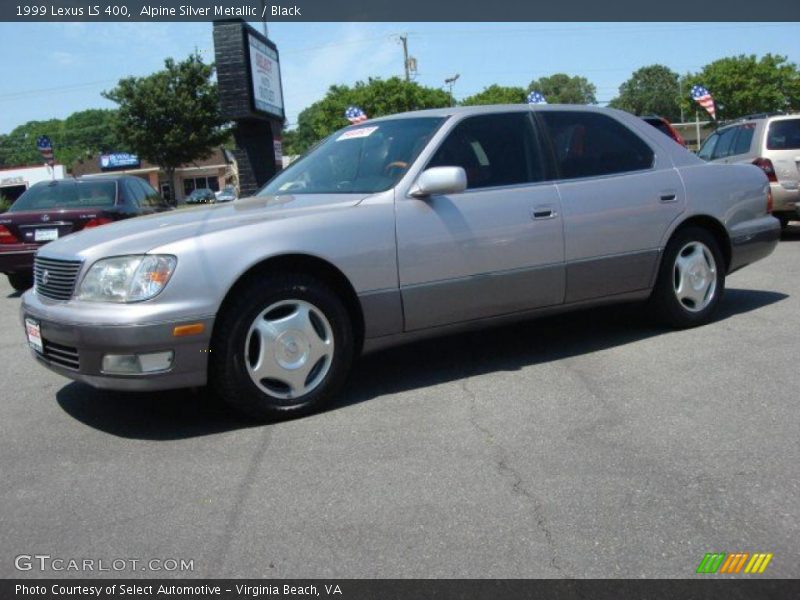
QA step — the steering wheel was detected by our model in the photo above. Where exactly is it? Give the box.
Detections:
[384,161,408,173]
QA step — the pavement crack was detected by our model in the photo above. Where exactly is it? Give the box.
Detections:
[462,371,567,577]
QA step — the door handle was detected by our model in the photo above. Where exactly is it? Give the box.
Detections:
[659,193,677,203]
[531,208,557,220]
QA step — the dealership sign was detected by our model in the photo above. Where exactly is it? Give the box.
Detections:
[248,33,283,119]
[100,153,140,170]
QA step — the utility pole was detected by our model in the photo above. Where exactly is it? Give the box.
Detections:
[444,74,460,106]
[399,34,410,82]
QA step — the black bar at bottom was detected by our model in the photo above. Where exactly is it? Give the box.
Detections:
[3,579,799,600]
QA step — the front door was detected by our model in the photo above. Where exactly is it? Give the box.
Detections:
[396,111,565,331]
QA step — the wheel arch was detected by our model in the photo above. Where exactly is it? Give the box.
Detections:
[664,214,732,273]
[214,253,365,354]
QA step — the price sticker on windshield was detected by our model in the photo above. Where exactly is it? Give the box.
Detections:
[336,126,379,141]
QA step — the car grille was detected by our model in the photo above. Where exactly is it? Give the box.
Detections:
[40,340,80,371]
[34,257,83,301]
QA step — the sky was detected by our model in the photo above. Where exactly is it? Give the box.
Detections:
[0,21,798,135]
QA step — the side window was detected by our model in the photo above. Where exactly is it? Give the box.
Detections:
[428,112,545,189]
[697,132,719,160]
[540,111,654,179]
[711,127,738,159]
[732,124,755,156]
[122,179,144,207]
[137,179,164,208]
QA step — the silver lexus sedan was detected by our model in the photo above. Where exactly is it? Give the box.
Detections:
[21,105,779,420]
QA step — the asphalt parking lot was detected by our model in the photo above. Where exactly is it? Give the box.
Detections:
[1,226,798,579]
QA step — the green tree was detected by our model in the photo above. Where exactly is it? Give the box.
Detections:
[460,85,526,106]
[609,65,681,121]
[103,52,228,202]
[527,73,597,104]
[284,77,452,155]
[680,54,800,121]
[0,111,120,170]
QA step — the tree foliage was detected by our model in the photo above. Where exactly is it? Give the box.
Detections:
[680,54,800,121]
[102,52,228,182]
[460,85,526,106]
[0,110,119,169]
[283,77,452,155]
[527,73,597,104]
[609,65,681,121]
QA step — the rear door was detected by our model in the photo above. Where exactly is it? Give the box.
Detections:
[764,117,800,192]
[538,110,686,303]
[396,110,565,331]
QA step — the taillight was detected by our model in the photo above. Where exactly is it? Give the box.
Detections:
[767,189,773,214]
[753,158,778,183]
[83,217,113,229]
[0,225,19,244]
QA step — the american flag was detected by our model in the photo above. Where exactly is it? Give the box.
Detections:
[36,135,54,166]
[527,91,547,105]
[691,85,716,120]
[345,106,368,124]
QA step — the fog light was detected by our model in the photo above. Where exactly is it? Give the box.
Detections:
[102,351,174,374]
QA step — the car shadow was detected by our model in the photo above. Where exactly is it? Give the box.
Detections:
[780,222,800,241]
[57,288,787,440]
[6,290,24,298]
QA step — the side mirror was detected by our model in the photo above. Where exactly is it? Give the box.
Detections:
[409,166,467,198]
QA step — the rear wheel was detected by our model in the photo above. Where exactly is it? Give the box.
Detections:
[7,271,33,292]
[776,214,790,229]
[650,226,725,328]
[210,273,354,421]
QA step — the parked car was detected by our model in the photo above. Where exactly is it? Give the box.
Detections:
[21,105,778,421]
[697,113,800,228]
[215,185,238,203]
[1,175,170,291]
[641,115,686,147]
[185,188,216,205]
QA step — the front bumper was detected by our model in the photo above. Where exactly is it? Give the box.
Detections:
[21,291,214,391]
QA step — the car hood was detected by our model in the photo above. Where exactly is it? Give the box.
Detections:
[37,193,369,261]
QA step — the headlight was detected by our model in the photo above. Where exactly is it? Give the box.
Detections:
[77,255,177,303]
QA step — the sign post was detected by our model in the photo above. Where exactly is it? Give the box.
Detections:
[213,19,285,198]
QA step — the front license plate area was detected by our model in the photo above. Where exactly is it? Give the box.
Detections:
[25,318,43,353]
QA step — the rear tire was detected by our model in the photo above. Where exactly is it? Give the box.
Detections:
[7,271,33,292]
[776,214,790,229]
[210,272,354,421]
[650,226,725,329]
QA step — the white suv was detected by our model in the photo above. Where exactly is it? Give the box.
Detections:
[698,113,800,228]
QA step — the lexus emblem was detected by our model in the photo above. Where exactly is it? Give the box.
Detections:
[41,270,50,285]
[41,214,50,222]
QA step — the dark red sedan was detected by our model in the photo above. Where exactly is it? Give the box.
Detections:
[0,175,171,291]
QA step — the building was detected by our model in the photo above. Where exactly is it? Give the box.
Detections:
[71,148,238,203]
[0,164,66,202]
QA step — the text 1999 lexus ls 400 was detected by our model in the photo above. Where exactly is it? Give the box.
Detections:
[21,105,779,420]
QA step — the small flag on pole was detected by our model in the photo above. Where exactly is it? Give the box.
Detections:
[36,135,54,166]
[691,85,716,120]
[527,91,547,105]
[345,106,368,124]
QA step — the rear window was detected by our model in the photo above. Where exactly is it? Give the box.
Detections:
[10,180,117,212]
[767,119,800,150]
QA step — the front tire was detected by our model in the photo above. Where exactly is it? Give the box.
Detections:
[210,273,354,421]
[7,271,33,292]
[650,226,725,328]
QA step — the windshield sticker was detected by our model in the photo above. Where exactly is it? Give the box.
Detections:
[336,126,379,141]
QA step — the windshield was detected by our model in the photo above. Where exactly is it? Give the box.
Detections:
[260,117,445,195]
[10,180,117,212]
